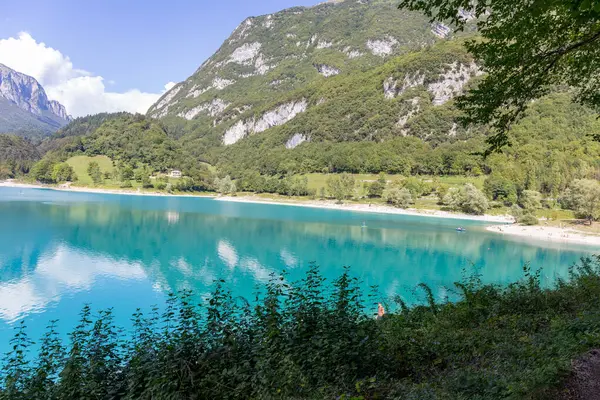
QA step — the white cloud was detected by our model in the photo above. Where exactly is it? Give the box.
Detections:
[0,32,171,117]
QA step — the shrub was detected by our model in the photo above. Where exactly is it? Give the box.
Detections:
[384,187,413,208]
[519,190,542,211]
[3,259,600,399]
[519,214,539,225]
[444,184,489,215]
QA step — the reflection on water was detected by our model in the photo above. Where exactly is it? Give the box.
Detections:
[0,187,594,353]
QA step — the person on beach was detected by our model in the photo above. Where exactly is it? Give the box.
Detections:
[377,303,385,319]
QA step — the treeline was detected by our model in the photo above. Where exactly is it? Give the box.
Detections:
[0,135,40,179]
[3,259,600,399]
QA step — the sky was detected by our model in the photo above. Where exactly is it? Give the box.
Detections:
[0,0,320,117]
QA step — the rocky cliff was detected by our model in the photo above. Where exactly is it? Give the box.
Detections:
[0,63,71,138]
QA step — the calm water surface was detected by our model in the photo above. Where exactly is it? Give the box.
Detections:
[0,187,595,353]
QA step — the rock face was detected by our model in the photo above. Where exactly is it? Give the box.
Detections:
[146,0,440,145]
[178,99,230,120]
[367,37,398,56]
[427,62,481,105]
[285,133,308,149]
[315,64,340,77]
[0,63,71,136]
[384,73,425,99]
[223,100,307,145]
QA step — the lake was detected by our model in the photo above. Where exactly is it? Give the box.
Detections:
[0,187,595,354]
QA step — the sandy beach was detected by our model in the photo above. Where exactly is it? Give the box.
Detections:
[486,224,600,247]
[215,195,514,223]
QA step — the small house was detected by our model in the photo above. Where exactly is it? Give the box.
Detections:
[170,170,182,178]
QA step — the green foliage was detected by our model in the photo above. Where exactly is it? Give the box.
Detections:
[520,190,543,211]
[53,112,130,139]
[51,163,76,183]
[484,173,518,206]
[214,175,237,195]
[443,183,489,215]
[383,187,413,208]
[87,161,103,185]
[29,159,56,184]
[399,0,600,151]
[0,135,40,179]
[561,179,600,223]
[366,174,387,198]
[519,214,540,226]
[327,173,355,202]
[4,259,600,399]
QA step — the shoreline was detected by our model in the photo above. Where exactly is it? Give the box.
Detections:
[4,180,599,247]
[1,180,512,222]
[486,225,600,247]
[215,195,514,223]
[0,181,215,198]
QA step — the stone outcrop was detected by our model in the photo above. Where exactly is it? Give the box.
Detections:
[428,62,481,105]
[285,133,308,149]
[315,64,340,77]
[223,99,308,145]
[178,99,230,120]
[0,63,71,122]
[367,37,398,56]
[384,73,425,99]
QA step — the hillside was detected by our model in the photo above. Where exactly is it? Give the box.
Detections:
[147,0,459,139]
[0,64,71,139]
[28,0,600,210]
[0,135,40,178]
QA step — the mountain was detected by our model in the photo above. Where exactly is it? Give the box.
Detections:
[147,0,460,138]
[37,0,600,196]
[0,64,71,139]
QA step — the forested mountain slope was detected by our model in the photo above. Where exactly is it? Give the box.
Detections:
[29,0,600,200]
[147,0,466,143]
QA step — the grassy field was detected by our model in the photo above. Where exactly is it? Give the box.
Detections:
[66,155,114,185]
[305,173,485,192]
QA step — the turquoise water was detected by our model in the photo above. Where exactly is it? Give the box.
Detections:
[0,187,595,354]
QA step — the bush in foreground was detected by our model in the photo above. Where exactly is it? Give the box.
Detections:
[2,259,600,399]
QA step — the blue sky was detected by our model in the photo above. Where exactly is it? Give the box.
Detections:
[1,0,319,92]
[0,0,320,116]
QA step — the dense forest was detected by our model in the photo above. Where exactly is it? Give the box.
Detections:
[0,135,39,179]
[2,259,600,399]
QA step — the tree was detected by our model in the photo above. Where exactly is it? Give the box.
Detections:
[565,179,600,224]
[367,173,387,198]
[384,187,413,208]
[141,174,153,189]
[327,174,355,203]
[484,174,518,206]
[398,0,600,151]
[214,175,237,195]
[402,177,430,198]
[519,190,542,211]
[443,184,489,215]
[51,163,76,183]
[461,184,489,215]
[119,165,134,182]
[87,161,103,185]
[30,160,55,183]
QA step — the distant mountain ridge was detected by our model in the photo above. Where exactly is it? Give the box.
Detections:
[0,63,71,139]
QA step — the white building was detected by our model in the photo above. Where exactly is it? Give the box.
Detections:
[170,170,182,178]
